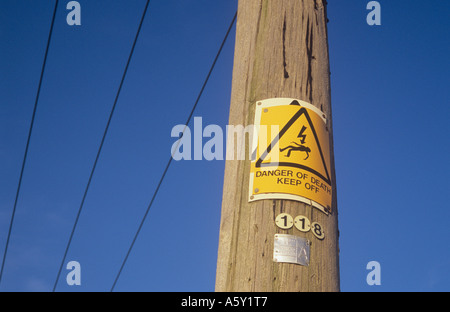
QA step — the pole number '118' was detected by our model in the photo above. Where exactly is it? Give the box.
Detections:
[275,213,325,240]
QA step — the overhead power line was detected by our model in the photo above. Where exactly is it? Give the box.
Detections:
[110,11,237,292]
[0,0,59,284]
[52,0,151,292]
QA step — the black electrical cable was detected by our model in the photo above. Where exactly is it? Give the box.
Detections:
[0,0,59,285]
[110,11,237,292]
[52,0,151,292]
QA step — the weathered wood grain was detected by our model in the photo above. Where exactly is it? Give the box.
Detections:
[215,0,339,292]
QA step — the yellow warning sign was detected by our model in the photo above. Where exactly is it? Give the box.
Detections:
[249,98,332,214]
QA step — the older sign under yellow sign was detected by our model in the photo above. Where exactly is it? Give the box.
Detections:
[249,98,332,214]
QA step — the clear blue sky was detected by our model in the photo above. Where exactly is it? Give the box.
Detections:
[0,0,449,292]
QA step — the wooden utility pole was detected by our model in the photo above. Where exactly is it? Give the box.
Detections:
[216,0,339,292]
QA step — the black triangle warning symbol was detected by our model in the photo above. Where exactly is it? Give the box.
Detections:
[255,101,331,186]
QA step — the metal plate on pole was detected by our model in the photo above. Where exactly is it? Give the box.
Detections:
[273,234,310,266]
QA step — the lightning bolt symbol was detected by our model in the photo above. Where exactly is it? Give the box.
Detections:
[298,125,307,144]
